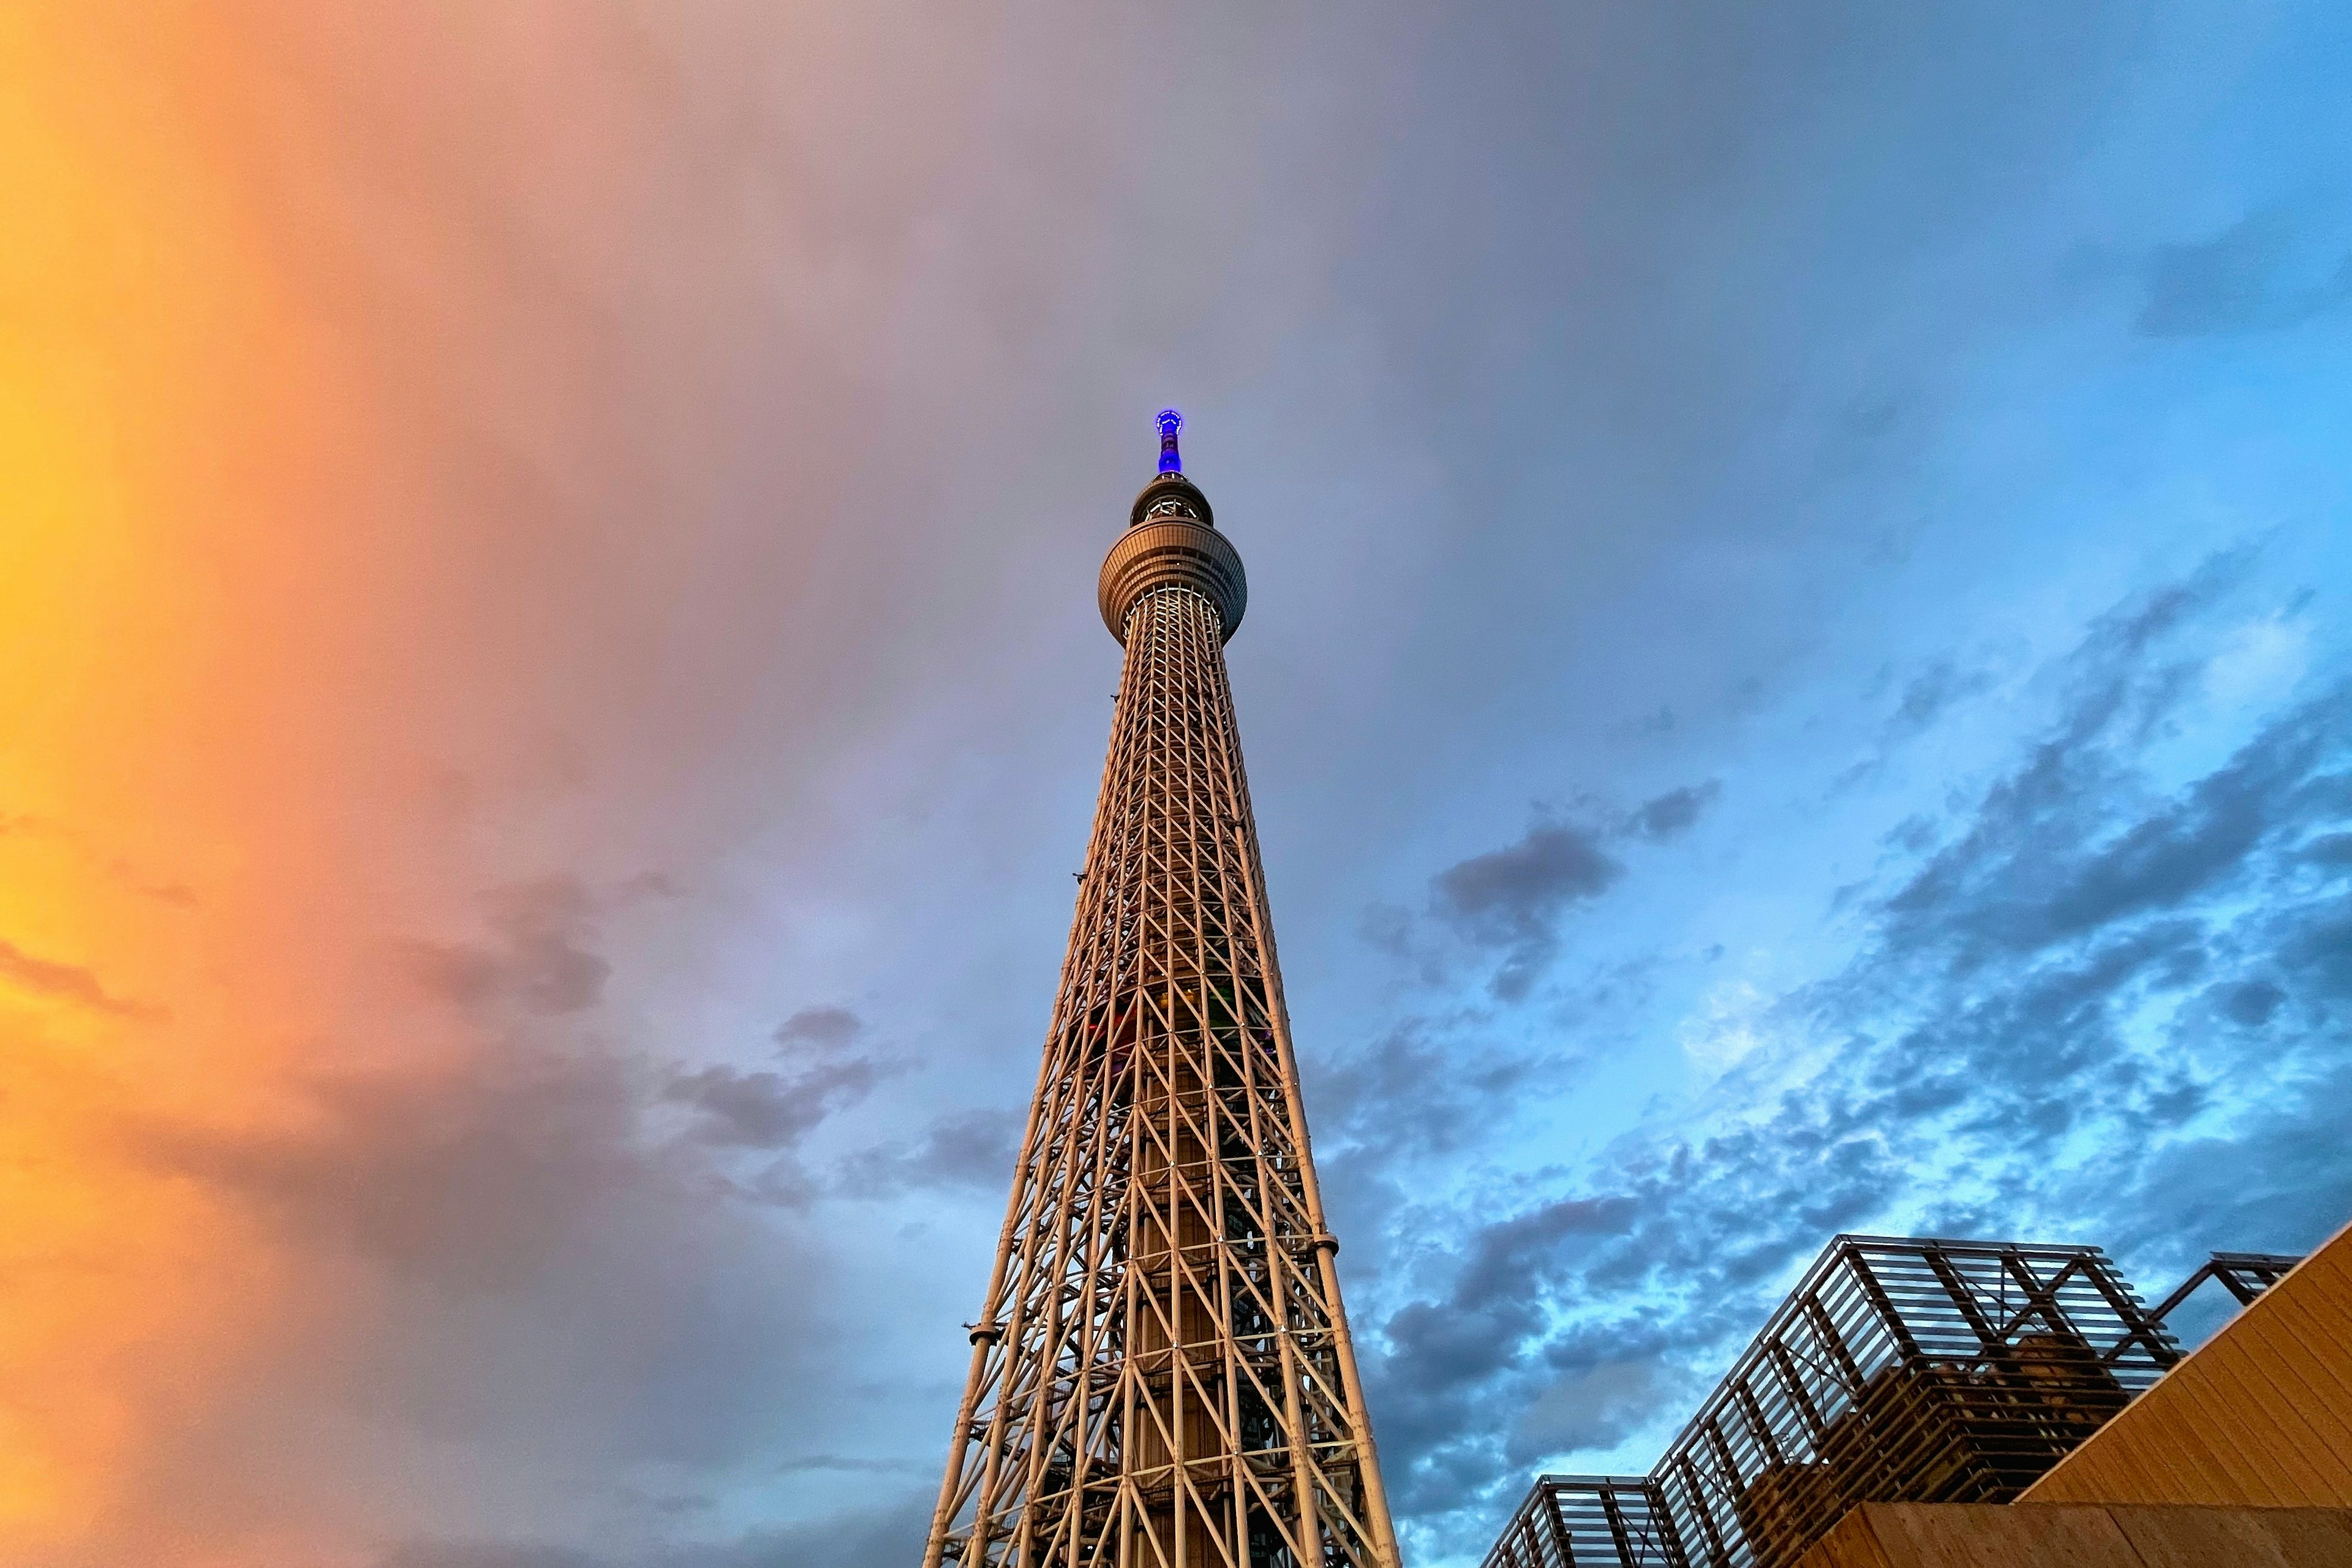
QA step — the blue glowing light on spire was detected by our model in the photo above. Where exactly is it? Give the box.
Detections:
[1157,408,1183,474]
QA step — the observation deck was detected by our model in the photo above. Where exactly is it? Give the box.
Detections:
[1097,413,1247,643]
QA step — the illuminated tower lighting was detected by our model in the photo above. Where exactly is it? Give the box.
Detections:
[921,414,1401,1568]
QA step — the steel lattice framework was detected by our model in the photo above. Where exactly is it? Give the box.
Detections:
[921,418,1400,1568]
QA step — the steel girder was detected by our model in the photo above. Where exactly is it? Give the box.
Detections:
[921,586,1398,1568]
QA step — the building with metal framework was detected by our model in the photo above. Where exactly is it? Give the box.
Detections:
[920,414,1400,1568]
[1480,1234,2300,1568]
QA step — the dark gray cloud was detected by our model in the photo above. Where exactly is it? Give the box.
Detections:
[140,1050,652,1292]
[2303,832,2352,867]
[2218,978,2284,1028]
[1436,823,1623,934]
[1433,823,1623,1001]
[837,1106,1022,1195]
[1425,780,1722,999]
[115,856,883,1531]
[126,1041,845,1535]
[1628,781,1721,841]
[666,1060,878,1150]
[777,1005,865,1050]
[2136,208,2352,337]
[663,1001,884,1153]
[1509,1360,1665,1461]
[1420,818,1627,1001]
[1888,658,1997,740]
[399,876,613,1016]
[1314,1023,1542,1161]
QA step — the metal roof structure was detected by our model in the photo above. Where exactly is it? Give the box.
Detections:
[1481,1235,2294,1568]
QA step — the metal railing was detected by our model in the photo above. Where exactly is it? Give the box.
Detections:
[1481,1234,2302,1568]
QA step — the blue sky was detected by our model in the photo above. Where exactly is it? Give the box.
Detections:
[32,6,2351,1566]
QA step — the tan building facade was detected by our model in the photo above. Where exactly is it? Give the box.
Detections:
[2021,1215,2352,1510]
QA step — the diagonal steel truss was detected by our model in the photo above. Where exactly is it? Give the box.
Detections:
[922,582,1400,1568]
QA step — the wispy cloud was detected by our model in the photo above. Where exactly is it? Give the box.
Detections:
[2136,208,2352,337]
[0,938,160,1018]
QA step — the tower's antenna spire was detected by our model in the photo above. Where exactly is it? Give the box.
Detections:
[1156,407,1183,474]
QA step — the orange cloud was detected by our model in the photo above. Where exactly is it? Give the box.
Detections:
[0,9,475,1557]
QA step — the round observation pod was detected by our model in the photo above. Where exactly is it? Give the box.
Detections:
[1099,472,1246,643]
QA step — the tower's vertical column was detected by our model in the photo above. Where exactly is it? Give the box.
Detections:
[922,419,1399,1568]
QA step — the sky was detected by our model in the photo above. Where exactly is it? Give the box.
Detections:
[2,3,2349,1565]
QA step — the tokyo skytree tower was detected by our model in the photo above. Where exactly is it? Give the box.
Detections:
[921,413,1400,1568]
